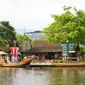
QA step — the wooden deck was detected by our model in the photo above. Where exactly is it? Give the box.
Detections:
[29,62,56,67]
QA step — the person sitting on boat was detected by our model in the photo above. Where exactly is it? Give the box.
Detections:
[11,55,15,63]
[15,56,18,63]
[24,56,27,60]
[6,56,11,63]
[18,55,21,62]
[0,57,5,63]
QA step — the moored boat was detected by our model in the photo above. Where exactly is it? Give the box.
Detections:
[0,57,32,67]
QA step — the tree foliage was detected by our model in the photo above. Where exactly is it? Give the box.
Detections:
[80,46,85,57]
[0,21,16,46]
[43,6,85,44]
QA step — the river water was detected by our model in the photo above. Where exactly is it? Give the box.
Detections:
[0,67,85,85]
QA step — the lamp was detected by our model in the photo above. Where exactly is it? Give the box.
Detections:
[66,40,69,57]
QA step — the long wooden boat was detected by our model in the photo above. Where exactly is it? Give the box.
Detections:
[0,58,32,67]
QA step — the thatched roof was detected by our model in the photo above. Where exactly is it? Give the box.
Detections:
[20,40,61,53]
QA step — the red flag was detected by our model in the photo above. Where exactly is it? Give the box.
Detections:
[10,47,19,57]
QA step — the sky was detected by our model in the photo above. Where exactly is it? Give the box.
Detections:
[0,0,85,34]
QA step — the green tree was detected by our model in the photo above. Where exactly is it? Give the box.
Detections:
[0,21,16,46]
[0,26,7,46]
[43,6,85,44]
[80,46,85,56]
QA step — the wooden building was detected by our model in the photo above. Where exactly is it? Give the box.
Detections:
[20,40,62,60]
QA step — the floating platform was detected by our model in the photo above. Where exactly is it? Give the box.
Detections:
[29,62,85,67]
[29,63,56,67]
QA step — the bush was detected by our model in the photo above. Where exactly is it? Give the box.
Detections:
[58,60,63,63]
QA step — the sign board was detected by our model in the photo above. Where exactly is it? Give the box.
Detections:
[61,44,68,56]
[69,44,75,51]
[61,44,75,56]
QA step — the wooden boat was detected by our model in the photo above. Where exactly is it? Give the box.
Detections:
[0,58,32,67]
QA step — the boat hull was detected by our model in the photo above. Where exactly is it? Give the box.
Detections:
[0,58,32,67]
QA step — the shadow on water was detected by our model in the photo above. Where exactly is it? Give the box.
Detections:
[0,67,85,85]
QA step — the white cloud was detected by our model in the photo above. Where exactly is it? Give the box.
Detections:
[0,0,85,34]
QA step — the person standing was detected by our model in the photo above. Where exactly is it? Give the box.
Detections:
[11,55,15,63]
[42,55,45,61]
[6,56,11,63]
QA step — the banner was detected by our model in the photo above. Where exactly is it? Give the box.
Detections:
[10,47,19,57]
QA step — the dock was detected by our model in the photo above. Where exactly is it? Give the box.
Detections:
[29,62,56,67]
[29,62,85,67]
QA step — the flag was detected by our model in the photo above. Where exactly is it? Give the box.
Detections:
[10,47,19,57]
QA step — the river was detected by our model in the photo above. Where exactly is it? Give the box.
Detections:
[0,67,85,85]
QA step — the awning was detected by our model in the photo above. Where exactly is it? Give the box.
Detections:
[69,51,75,53]
[0,51,8,55]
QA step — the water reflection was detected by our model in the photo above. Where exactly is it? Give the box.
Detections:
[0,67,85,85]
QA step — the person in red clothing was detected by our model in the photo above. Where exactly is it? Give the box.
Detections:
[42,55,45,61]
[77,54,80,62]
